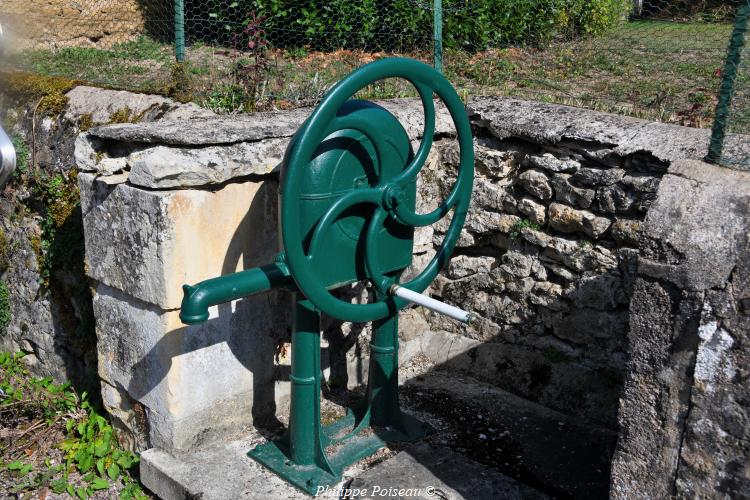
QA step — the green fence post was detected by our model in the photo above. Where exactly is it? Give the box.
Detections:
[174,0,185,62]
[433,0,443,73]
[706,1,750,164]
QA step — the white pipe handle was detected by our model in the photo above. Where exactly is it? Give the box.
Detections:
[391,285,474,324]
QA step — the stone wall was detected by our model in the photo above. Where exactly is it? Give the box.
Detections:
[417,98,736,429]
[610,160,750,499]
[0,86,214,400]
[72,94,749,452]
[1,0,157,51]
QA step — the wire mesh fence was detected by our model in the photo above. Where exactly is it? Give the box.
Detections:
[0,1,748,166]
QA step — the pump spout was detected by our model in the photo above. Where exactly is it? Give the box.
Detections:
[180,262,293,325]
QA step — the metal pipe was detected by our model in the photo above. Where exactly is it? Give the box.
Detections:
[174,0,185,62]
[180,262,292,324]
[706,1,749,164]
[390,285,473,323]
[0,125,16,189]
[433,0,443,73]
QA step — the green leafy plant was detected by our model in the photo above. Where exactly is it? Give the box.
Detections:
[0,352,147,499]
[193,0,627,51]
[204,11,273,113]
[11,135,29,179]
[509,218,542,239]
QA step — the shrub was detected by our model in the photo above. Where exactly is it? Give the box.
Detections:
[190,0,630,51]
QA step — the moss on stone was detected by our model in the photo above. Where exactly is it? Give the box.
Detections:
[77,113,94,131]
[108,106,148,124]
[0,71,78,116]
[108,107,133,124]
[162,63,194,103]
[28,232,44,272]
[0,228,9,272]
[46,171,80,229]
[0,281,10,331]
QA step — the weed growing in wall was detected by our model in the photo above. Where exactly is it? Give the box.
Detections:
[509,218,542,239]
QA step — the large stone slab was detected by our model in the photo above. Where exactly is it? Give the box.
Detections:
[140,400,550,500]
[79,173,280,309]
[88,98,453,146]
[65,86,215,125]
[637,159,750,291]
[78,99,455,189]
[140,433,312,500]
[468,97,750,168]
[349,443,548,500]
[126,138,287,188]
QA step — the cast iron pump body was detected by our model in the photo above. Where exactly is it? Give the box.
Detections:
[180,57,474,495]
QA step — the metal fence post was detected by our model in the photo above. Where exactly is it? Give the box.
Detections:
[433,0,443,73]
[174,0,185,62]
[706,1,749,164]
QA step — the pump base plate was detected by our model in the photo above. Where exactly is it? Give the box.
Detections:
[248,410,430,495]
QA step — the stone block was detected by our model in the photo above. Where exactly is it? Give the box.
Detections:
[88,98,453,147]
[595,184,638,214]
[518,169,553,200]
[447,255,495,279]
[79,173,279,309]
[475,144,517,178]
[611,160,750,499]
[473,176,508,212]
[517,196,546,225]
[550,173,596,208]
[520,227,552,248]
[610,219,641,247]
[127,139,288,188]
[571,167,625,187]
[500,251,534,278]
[523,153,580,173]
[65,86,215,125]
[93,284,290,451]
[548,203,611,238]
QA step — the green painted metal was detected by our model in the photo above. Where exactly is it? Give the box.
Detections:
[281,57,474,323]
[707,1,749,164]
[180,261,292,324]
[433,0,443,73]
[180,58,473,495]
[174,0,185,62]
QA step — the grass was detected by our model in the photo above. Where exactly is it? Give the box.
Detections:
[443,20,733,128]
[0,352,148,499]
[1,20,741,131]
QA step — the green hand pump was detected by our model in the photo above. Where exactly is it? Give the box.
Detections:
[180,57,475,495]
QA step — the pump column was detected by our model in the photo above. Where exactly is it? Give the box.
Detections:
[288,297,324,466]
[367,301,400,426]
